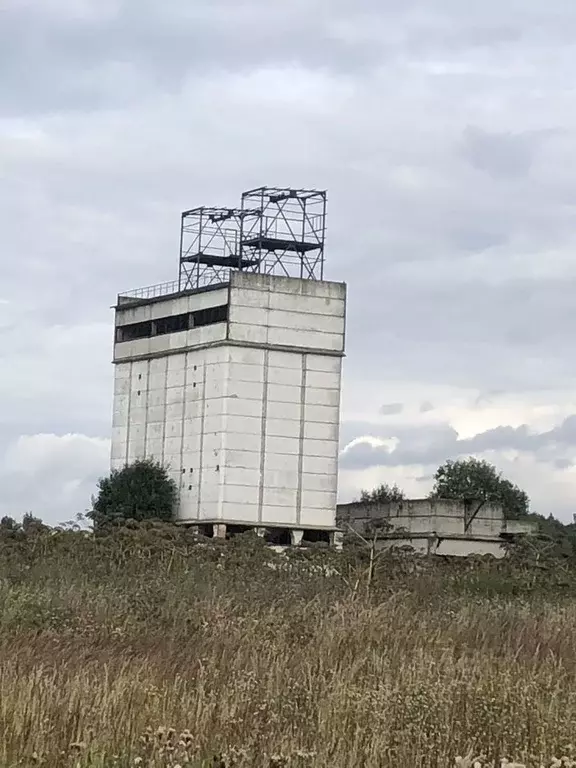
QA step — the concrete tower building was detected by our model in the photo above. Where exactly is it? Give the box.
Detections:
[111,187,346,545]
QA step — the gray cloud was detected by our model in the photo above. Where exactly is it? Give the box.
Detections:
[380,403,404,416]
[340,415,576,473]
[3,0,576,520]
[340,422,460,470]
[461,127,537,179]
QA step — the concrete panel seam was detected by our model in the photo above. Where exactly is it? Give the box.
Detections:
[197,360,208,519]
[296,354,306,526]
[113,339,344,364]
[257,348,270,524]
[124,360,133,465]
[156,359,167,466]
[178,351,189,509]
[143,359,151,458]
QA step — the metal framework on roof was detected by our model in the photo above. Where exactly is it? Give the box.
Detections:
[178,188,327,290]
[241,187,327,281]
[178,206,261,291]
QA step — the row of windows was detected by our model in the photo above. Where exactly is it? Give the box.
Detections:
[116,304,228,343]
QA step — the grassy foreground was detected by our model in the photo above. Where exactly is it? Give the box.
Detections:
[1,525,576,767]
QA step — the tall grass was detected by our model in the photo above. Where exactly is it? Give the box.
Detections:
[0,525,575,767]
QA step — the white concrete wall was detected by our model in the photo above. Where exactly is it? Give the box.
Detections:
[111,272,346,530]
[228,272,345,353]
[115,288,228,327]
[383,499,504,539]
[337,498,538,558]
[377,537,506,558]
[218,346,341,528]
[111,345,229,520]
[114,288,228,363]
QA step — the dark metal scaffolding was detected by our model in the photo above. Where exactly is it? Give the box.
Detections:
[179,188,327,290]
[178,207,260,291]
[241,187,326,281]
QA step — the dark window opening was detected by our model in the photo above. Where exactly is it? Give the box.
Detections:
[192,304,228,327]
[155,312,190,336]
[116,304,228,343]
[116,320,152,342]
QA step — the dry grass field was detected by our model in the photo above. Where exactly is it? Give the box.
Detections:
[1,524,576,768]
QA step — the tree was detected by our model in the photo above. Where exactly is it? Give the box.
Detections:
[430,457,529,519]
[89,458,178,529]
[0,516,18,532]
[22,513,46,533]
[359,483,406,504]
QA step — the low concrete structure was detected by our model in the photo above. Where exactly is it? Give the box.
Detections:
[337,498,537,558]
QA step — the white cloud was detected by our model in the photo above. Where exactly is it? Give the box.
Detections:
[341,436,399,455]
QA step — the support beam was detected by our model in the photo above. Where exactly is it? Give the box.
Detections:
[290,529,304,547]
[213,523,227,539]
[330,530,344,552]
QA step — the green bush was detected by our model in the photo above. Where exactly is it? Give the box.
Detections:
[88,459,178,529]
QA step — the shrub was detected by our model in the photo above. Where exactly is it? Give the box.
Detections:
[88,458,178,529]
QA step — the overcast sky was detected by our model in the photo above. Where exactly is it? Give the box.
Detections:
[2,0,576,524]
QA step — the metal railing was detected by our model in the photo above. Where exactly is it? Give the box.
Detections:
[118,280,181,301]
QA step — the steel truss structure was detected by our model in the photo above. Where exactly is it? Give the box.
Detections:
[179,207,261,291]
[240,187,327,281]
[178,188,327,290]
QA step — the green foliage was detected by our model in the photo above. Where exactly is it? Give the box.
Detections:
[519,512,576,558]
[359,483,406,504]
[22,512,46,533]
[430,457,529,519]
[4,523,576,766]
[0,516,18,533]
[88,459,178,529]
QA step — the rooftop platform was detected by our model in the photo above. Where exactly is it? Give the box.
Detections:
[242,236,320,254]
[115,280,227,309]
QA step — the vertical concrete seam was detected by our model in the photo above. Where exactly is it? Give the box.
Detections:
[333,356,344,515]
[257,348,270,524]
[161,356,169,467]
[219,347,230,522]
[143,358,151,458]
[124,361,133,466]
[197,358,208,519]
[178,351,189,517]
[296,353,307,526]
[257,286,272,524]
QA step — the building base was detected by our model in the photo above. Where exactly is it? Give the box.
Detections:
[178,521,342,550]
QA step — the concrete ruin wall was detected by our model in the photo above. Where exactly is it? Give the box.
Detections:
[337,498,537,558]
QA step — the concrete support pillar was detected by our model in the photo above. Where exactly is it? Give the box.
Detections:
[290,529,304,547]
[330,530,344,552]
[213,523,227,540]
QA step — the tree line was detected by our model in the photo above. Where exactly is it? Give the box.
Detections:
[360,456,576,557]
[2,455,576,557]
